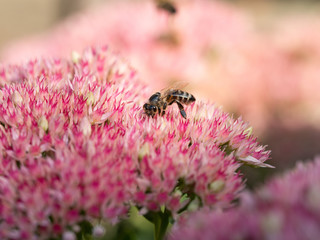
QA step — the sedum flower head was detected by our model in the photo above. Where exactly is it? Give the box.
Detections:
[3,0,320,142]
[170,157,320,240]
[0,47,270,239]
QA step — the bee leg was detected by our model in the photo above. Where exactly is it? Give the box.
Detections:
[168,100,175,106]
[176,101,187,119]
[163,102,167,110]
[161,102,167,116]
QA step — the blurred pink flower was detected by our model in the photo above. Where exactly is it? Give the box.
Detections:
[0,46,270,239]
[170,156,320,240]
[268,16,320,127]
[0,0,251,95]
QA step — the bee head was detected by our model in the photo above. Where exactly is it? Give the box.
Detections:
[143,103,158,117]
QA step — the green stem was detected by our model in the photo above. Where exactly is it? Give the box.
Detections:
[144,208,172,240]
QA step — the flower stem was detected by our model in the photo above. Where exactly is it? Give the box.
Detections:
[144,208,172,240]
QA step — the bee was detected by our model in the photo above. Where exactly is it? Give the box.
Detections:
[143,88,195,119]
[156,0,177,15]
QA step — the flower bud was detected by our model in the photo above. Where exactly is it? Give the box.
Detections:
[209,180,225,193]
[12,90,23,106]
[86,91,95,106]
[62,231,76,240]
[71,51,81,63]
[38,116,49,132]
[93,225,105,238]
[80,117,92,136]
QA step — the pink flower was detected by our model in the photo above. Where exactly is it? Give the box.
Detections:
[0,47,270,239]
[2,0,320,144]
[170,157,320,240]
[0,0,251,93]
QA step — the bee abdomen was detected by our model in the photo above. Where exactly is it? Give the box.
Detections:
[188,94,196,103]
[170,90,195,104]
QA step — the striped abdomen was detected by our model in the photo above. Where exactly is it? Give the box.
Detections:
[165,89,196,104]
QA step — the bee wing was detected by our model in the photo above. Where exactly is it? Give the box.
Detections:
[160,81,190,99]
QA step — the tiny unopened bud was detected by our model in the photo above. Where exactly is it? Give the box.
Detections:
[12,90,23,106]
[187,198,200,212]
[173,189,183,198]
[243,127,253,137]
[62,231,76,240]
[93,225,106,238]
[139,207,148,215]
[209,180,225,193]
[38,116,49,132]
[80,117,92,136]
[261,212,283,234]
[117,63,128,75]
[160,121,167,131]
[86,91,95,106]
[71,51,81,63]
[72,225,80,233]
[138,143,149,161]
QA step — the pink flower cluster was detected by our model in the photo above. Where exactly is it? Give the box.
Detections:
[170,157,320,240]
[0,47,270,239]
[2,0,319,137]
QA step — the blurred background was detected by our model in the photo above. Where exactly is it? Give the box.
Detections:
[1,0,320,189]
[1,0,320,50]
